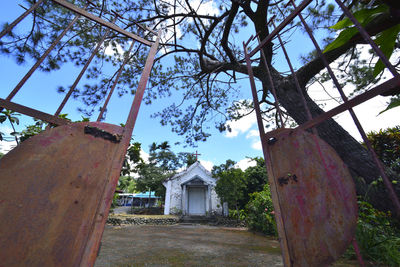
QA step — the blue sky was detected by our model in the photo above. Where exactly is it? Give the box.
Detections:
[0,0,264,170]
[1,0,399,171]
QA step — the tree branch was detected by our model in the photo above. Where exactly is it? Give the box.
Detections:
[221,2,239,63]
[296,13,400,87]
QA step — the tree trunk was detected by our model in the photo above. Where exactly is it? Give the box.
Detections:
[264,77,399,212]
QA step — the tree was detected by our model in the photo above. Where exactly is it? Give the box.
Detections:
[242,157,268,207]
[214,165,247,218]
[367,126,400,175]
[0,110,20,145]
[2,0,399,211]
[134,141,189,200]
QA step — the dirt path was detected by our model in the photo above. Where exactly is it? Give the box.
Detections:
[95,224,283,267]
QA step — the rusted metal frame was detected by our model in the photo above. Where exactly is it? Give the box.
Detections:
[3,10,83,106]
[269,19,316,135]
[122,31,160,136]
[80,31,161,266]
[248,0,312,58]
[243,42,291,267]
[291,0,400,217]
[257,36,284,127]
[0,98,69,126]
[0,0,45,39]
[352,239,366,267]
[51,0,152,46]
[286,77,399,133]
[290,2,375,260]
[97,40,136,121]
[54,16,118,117]
[334,0,399,78]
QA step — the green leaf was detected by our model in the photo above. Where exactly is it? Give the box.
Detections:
[324,27,358,52]
[0,115,6,123]
[10,117,19,125]
[373,24,400,77]
[379,97,400,115]
[330,5,388,30]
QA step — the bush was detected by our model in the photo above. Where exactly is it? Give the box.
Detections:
[345,200,400,266]
[228,209,247,221]
[246,184,277,236]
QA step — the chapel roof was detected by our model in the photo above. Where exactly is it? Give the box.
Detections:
[164,161,212,182]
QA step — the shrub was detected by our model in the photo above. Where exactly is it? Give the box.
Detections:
[246,184,277,236]
[228,209,247,221]
[345,200,400,266]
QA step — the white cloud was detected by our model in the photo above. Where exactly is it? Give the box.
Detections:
[251,141,262,151]
[333,96,400,140]
[246,129,259,139]
[0,141,16,154]
[0,125,17,154]
[199,159,214,172]
[225,113,257,138]
[235,158,257,171]
[140,149,149,162]
[103,41,126,59]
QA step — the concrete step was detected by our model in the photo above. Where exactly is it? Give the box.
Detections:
[179,216,217,224]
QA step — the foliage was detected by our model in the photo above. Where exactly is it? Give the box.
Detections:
[214,163,246,217]
[367,126,400,174]
[246,184,277,236]
[0,109,20,144]
[379,95,400,115]
[135,163,168,199]
[213,158,268,212]
[241,157,268,207]
[134,141,191,199]
[212,159,236,176]
[19,119,46,143]
[324,3,399,78]
[0,152,4,159]
[117,176,137,193]
[228,209,247,221]
[2,0,399,211]
[120,142,143,176]
[345,200,400,266]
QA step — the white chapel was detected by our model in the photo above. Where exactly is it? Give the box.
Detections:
[163,161,223,216]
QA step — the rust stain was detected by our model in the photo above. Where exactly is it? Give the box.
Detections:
[0,122,124,266]
[266,128,357,267]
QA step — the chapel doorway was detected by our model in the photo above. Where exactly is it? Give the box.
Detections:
[188,187,206,215]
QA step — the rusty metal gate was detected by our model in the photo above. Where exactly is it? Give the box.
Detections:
[243,0,400,266]
[0,0,160,266]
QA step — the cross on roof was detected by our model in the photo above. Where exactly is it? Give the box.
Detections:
[192,150,201,161]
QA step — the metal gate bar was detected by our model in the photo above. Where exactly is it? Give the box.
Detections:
[243,0,400,265]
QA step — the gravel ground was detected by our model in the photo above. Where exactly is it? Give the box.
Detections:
[95,224,283,267]
[95,224,359,267]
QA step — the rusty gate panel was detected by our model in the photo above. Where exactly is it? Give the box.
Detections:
[0,122,124,266]
[265,128,357,266]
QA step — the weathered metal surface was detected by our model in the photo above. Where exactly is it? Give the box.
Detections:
[79,31,161,266]
[265,128,358,266]
[0,122,124,266]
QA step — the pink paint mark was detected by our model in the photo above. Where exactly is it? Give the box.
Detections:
[94,162,100,168]
[293,140,300,148]
[296,195,307,216]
